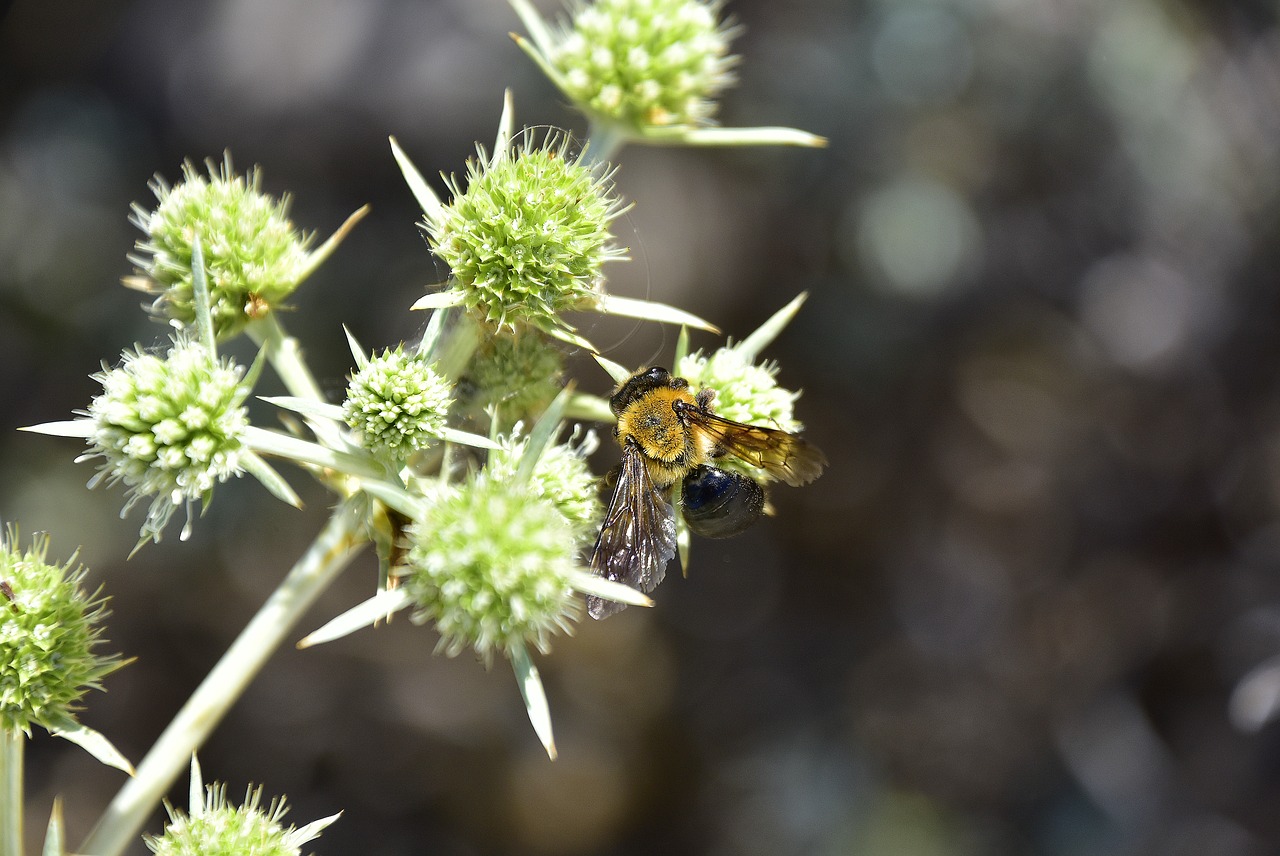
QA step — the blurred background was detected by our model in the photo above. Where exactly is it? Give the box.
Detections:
[5,0,1280,853]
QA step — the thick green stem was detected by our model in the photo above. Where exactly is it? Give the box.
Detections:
[78,501,367,856]
[0,729,22,856]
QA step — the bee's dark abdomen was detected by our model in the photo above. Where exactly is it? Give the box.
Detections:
[681,465,765,539]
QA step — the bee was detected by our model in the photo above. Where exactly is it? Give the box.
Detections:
[1,580,17,614]
[587,367,826,619]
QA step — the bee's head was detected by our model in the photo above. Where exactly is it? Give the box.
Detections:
[609,366,688,415]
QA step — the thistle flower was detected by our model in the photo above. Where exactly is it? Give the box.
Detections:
[0,528,132,770]
[147,781,338,856]
[126,155,366,340]
[394,99,719,352]
[342,347,453,461]
[509,0,825,149]
[481,426,602,541]
[298,390,650,760]
[23,337,305,547]
[554,0,738,129]
[466,330,565,423]
[674,293,810,482]
[426,131,628,340]
[87,338,251,542]
[401,478,584,663]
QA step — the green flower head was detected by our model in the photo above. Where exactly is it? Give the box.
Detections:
[127,156,315,339]
[550,0,739,130]
[84,337,251,543]
[481,425,602,542]
[401,477,583,663]
[148,784,334,856]
[465,330,565,424]
[0,529,124,735]
[510,0,826,150]
[342,347,452,461]
[427,131,628,337]
[398,105,719,347]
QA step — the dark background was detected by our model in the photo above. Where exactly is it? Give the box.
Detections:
[6,0,1280,853]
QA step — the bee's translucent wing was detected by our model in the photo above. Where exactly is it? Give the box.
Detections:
[678,403,827,486]
[586,439,677,619]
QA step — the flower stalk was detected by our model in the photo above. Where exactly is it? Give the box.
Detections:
[0,728,21,856]
[247,314,344,449]
[79,500,367,856]
[583,119,628,165]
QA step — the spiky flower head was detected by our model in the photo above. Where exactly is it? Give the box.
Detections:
[127,156,313,340]
[427,132,628,337]
[342,347,452,461]
[466,331,565,424]
[0,529,124,735]
[401,477,583,663]
[481,426,602,542]
[677,345,802,482]
[147,784,329,856]
[550,0,739,129]
[84,337,250,543]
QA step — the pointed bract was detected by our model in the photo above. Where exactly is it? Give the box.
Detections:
[48,716,135,776]
[299,588,414,649]
[511,640,557,759]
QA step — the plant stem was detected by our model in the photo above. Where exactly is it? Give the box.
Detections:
[0,729,22,856]
[248,314,343,448]
[584,119,627,166]
[78,500,367,856]
[431,311,484,382]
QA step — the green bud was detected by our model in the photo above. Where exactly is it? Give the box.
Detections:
[551,0,739,129]
[147,785,318,856]
[481,426,602,542]
[401,478,583,663]
[342,348,452,461]
[466,331,565,424]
